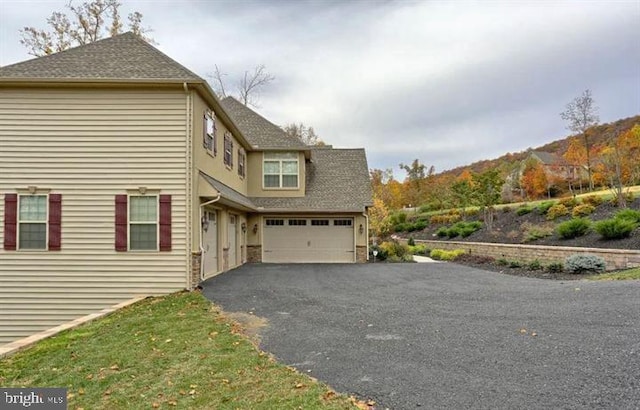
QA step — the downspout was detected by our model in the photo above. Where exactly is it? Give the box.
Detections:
[199,194,221,279]
[183,82,193,288]
[362,209,369,261]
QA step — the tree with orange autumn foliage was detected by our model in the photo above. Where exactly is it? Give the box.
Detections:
[563,137,587,193]
[521,160,548,199]
[598,124,640,207]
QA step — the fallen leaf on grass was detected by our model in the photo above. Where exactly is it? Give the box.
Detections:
[519,328,527,335]
[152,403,160,409]
[295,383,304,389]
[110,364,119,370]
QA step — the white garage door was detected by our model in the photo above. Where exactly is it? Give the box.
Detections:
[263,217,355,263]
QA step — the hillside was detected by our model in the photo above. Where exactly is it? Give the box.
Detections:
[437,115,640,179]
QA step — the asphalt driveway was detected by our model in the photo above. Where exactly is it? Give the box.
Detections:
[201,263,640,409]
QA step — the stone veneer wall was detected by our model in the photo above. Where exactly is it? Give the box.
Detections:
[417,240,640,271]
[356,246,368,263]
[247,245,262,263]
[190,252,202,290]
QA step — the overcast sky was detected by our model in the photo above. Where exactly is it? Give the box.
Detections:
[1,0,639,179]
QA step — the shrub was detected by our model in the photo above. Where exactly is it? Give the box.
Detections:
[413,220,428,231]
[572,203,595,218]
[528,260,543,270]
[501,206,512,213]
[394,222,410,232]
[429,249,466,261]
[614,209,640,224]
[565,254,606,274]
[429,214,461,225]
[522,222,554,243]
[379,241,409,258]
[594,218,636,239]
[516,206,533,216]
[582,195,604,206]
[436,227,449,238]
[408,244,429,256]
[546,204,569,220]
[407,237,415,246]
[546,262,563,273]
[455,221,482,238]
[557,218,591,239]
[389,212,407,225]
[496,258,509,266]
[465,208,480,217]
[508,260,522,268]
[558,197,579,208]
[535,201,556,215]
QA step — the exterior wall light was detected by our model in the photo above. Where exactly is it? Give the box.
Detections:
[253,224,258,234]
[359,224,364,235]
[241,222,247,233]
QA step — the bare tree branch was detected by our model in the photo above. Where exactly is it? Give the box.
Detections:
[237,65,275,107]
[208,64,228,98]
[19,0,153,57]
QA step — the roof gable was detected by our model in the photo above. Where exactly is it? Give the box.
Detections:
[0,32,202,82]
[220,96,306,149]
[251,148,373,212]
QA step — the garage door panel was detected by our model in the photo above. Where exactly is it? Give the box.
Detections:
[263,218,354,263]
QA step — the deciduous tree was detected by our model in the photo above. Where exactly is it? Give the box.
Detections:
[20,0,153,57]
[471,169,504,231]
[210,64,274,108]
[283,123,325,146]
[560,89,599,191]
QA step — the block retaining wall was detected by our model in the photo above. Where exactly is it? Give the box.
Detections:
[415,240,640,271]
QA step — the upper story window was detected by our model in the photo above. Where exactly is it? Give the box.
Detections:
[129,195,158,251]
[204,110,216,155]
[238,149,246,178]
[263,152,299,188]
[18,195,48,249]
[224,133,233,168]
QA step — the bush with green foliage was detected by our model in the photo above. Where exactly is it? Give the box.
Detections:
[501,206,512,213]
[546,204,569,220]
[528,260,543,270]
[546,262,563,273]
[496,258,509,266]
[516,206,533,216]
[582,195,604,206]
[408,244,429,256]
[535,201,556,215]
[429,249,466,261]
[594,218,636,239]
[557,218,591,239]
[521,222,554,243]
[378,241,413,262]
[615,209,640,224]
[435,221,482,239]
[407,237,415,246]
[436,227,449,237]
[572,203,595,218]
[389,212,407,225]
[565,254,606,274]
[558,197,579,208]
[508,260,522,268]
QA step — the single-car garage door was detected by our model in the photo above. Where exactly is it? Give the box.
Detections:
[263,217,355,263]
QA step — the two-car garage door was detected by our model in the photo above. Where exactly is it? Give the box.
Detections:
[262,217,355,263]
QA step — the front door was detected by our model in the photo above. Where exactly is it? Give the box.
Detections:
[228,215,237,268]
[202,211,217,277]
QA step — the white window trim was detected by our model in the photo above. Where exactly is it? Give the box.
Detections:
[128,194,159,252]
[263,152,299,189]
[17,193,49,251]
[204,110,216,156]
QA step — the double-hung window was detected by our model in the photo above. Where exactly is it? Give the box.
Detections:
[18,195,47,249]
[224,133,233,167]
[204,110,216,155]
[263,152,299,188]
[238,149,246,178]
[129,195,158,250]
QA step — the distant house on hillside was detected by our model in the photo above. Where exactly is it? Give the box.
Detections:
[526,151,584,182]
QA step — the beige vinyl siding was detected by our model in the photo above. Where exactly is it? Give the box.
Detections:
[0,88,189,345]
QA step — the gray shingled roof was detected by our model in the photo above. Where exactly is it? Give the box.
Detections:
[531,151,567,166]
[220,96,307,149]
[251,148,373,212]
[199,172,257,211]
[0,32,202,81]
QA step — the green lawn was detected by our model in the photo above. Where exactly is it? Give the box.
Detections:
[588,267,640,281]
[0,292,362,410]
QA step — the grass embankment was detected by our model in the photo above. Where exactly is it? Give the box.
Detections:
[0,292,360,410]
[589,267,640,281]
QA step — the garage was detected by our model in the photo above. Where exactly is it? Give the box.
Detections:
[262,217,355,263]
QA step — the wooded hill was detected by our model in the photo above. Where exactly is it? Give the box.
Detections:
[438,115,640,179]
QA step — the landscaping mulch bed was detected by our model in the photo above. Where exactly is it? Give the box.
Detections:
[452,254,587,281]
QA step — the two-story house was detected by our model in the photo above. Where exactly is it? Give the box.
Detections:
[0,33,372,345]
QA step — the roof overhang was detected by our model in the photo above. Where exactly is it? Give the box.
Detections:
[198,172,256,212]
